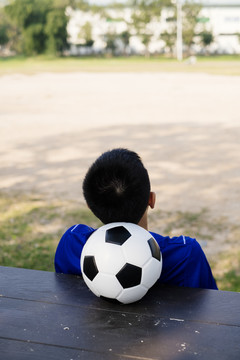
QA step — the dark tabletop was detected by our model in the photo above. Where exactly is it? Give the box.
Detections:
[0,266,240,360]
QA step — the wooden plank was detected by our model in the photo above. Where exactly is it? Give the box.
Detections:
[0,297,240,360]
[0,339,125,360]
[1,266,240,326]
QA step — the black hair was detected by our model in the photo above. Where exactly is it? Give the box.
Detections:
[82,148,151,224]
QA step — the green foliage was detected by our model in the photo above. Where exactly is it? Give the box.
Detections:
[0,7,22,52]
[159,1,202,56]
[0,8,9,45]
[119,30,131,54]
[45,8,69,54]
[182,1,202,52]
[5,0,51,29]
[78,21,94,47]
[159,5,176,55]
[105,31,118,54]
[200,30,214,47]
[23,23,47,55]
[130,0,170,56]
[4,0,69,55]
[161,30,176,54]
[120,30,130,47]
[72,0,91,11]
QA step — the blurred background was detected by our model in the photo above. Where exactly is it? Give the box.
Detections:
[0,0,240,291]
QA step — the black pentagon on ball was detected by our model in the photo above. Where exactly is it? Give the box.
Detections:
[148,237,161,261]
[105,226,131,245]
[83,256,99,281]
[116,263,142,288]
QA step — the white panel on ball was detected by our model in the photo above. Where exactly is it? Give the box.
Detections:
[122,235,151,267]
[94,243,126,274]
[80,230,105,255]
[93,273,123,299]
[117,285,148,304]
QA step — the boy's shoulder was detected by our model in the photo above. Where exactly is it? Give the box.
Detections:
[150,231,200,272]
[67,223,95,236]
[54,224,95,274]
[151,231,197,246]
[151,231,217,289]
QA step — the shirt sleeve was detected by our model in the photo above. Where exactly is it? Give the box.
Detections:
[185,239,218,290]
[151,232,218,290]
[54,225,94,275]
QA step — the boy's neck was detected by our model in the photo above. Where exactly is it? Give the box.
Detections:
[138,212,148,231]
[137,191,155,231]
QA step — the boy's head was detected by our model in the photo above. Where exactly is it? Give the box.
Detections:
[83,148,151,224]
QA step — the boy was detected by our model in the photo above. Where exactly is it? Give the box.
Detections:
[55,148,217,290]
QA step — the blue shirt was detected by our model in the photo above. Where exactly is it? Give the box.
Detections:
[54,224,218,290]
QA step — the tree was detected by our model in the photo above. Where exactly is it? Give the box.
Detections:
[119,30,131,55]
[5,0,50,54]
[78,21,94,47]
[201,30,214,47]
[104,31,118,55]
[160,1,202,58]
[45,8,69,54]
[161,30,176,55]
[182,1,202,55]
[199,29,214,55]
[130,0,170,57]
[0,7,22,54]
[73,0,92,12]
[0,9,9,46]
[24,23,47,55]
[160,8,177,56]
[4,0,69,55]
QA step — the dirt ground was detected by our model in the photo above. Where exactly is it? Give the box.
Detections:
[0,71,240,257]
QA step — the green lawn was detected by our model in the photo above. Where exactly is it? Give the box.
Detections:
[0,55,240,76]
[0,191,239,292]
[0,192,101,272]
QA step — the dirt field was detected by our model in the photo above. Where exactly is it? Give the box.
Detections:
[0,71,240,258]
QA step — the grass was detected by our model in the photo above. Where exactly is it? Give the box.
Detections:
[0,191,239,292]
[0,54,240,76]
[150,207,225,240]
[0,192,101,272]
[211,250,240,292]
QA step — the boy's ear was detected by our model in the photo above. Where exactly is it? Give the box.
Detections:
[148,192,156,209]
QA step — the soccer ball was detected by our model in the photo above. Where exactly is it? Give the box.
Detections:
[80,222,162,304]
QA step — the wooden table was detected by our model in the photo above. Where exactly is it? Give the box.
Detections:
[0,266,240,360]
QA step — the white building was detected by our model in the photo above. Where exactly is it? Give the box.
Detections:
[67,1,240,55]
[198,3,240,53]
